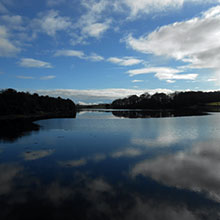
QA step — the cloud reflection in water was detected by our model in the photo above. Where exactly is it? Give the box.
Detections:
[23,149,55,160]
[131,141,220,202]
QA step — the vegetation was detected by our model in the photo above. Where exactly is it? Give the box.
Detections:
[111,91,220,110]
[0,88,76,118]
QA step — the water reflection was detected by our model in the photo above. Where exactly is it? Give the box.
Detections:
[112,110,207,118]
[0,164,22,196]
[131,140,220,202]
[0,112,220,219]
[0,120,39,142]
[23,149,55,160]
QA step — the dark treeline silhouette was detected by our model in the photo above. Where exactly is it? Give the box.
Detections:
[0,88,76,141]
[111,91,220,110]
[0,88,76,116]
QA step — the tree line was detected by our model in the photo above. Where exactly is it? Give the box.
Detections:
[111,91,220,109]
[0,89,76,116]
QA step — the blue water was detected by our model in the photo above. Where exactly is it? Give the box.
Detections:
[0,111,220,219]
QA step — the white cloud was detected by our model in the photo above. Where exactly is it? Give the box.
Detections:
[132,80,144,83]
[122,0,184,17]
[73,0,111,42]
[166,79,176,83]
[108,57,143,66]
[127,67,198,82]
[55,49,104,61]
[88,53,104,61]
[0,26,20,57]
[19,58,53,68]
[82,21,111,38]
[125,5,220,80]
[119,0,220,18]
[35,88,173,103]
[40,75,56,80]
[34,10,72,37]
[207,78,218,82]
[55,49,85,58]
[0,15,23,30]
[127,67,180,76]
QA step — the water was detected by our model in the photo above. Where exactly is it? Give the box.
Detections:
[0,111,220,219]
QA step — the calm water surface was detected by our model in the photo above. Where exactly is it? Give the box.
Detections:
[1,111,220,219]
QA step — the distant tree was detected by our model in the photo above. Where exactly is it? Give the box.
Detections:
[0,89,76,116]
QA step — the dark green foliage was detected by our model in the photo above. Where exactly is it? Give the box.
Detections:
[111,91,220,109]
[0,88,76,116]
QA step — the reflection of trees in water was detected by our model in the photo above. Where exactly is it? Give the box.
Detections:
[0,119,40,142]
[112,110,207,118]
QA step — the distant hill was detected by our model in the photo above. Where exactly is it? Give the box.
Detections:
[0,88,76,119]
[111,91,220,110]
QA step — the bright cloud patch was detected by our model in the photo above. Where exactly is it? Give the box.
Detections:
[19,58,53,68]
[82,21,110,38]
[108,57,143,66]
[127,67,198,83]
[34,10,72,37]
[132,80,144,83]
[131,141,220,202]
[55,50,85,58]
[125,5,220,81]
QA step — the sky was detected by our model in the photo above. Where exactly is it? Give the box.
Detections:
[1,0,220,104]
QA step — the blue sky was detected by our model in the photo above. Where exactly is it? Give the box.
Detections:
[1,0,220,103]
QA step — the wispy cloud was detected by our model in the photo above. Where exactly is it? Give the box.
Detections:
[71,0,111,44]
[0,15,23,30]
[40,75,56,80]
[117,0,220,18]
[88,53,104,61]
[33,10,72,37]
[55,49,104,61]
[81,21,111,38]
[0,25,20,57]
[121,0,183,17]
[19,58,53,68]
[108,57,143,66]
